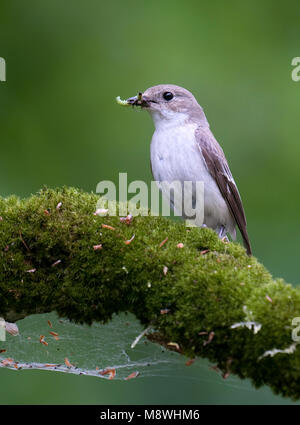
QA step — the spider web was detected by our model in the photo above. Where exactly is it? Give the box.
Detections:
[0,312,274,397]
[0,312,187,380]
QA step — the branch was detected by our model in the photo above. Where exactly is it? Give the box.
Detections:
[0,187,300,400]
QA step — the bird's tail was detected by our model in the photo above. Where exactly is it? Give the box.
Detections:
[241,229,252,256]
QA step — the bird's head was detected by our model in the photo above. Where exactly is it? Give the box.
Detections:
[126,84,208,129]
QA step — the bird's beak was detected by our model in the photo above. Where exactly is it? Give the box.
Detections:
[126,92,150,107]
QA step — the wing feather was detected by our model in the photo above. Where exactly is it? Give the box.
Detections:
[195,127,252,255]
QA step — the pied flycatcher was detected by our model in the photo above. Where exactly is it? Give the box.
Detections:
[121,84,252,255]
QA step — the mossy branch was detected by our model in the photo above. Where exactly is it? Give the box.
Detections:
[1,187,300,400]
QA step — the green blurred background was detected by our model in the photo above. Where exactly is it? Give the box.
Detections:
[1,0,300,404]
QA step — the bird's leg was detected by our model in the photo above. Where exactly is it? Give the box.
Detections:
[218,225,226,238]
[217,225,229,243]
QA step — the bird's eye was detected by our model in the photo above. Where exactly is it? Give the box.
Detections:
[163,92,174,101]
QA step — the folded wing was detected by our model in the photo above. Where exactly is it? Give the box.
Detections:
[195,127,252,255]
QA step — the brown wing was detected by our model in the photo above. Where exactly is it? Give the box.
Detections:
[195,127,252,255]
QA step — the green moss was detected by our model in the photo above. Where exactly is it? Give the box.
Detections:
[1,187,300,399]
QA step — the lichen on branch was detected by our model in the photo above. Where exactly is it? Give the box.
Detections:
[0,187,300,400]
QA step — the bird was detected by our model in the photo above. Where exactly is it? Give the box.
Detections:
[124,84,252,255]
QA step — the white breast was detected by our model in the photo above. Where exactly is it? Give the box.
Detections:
[150,121,236,236]
[151,122,206,183]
